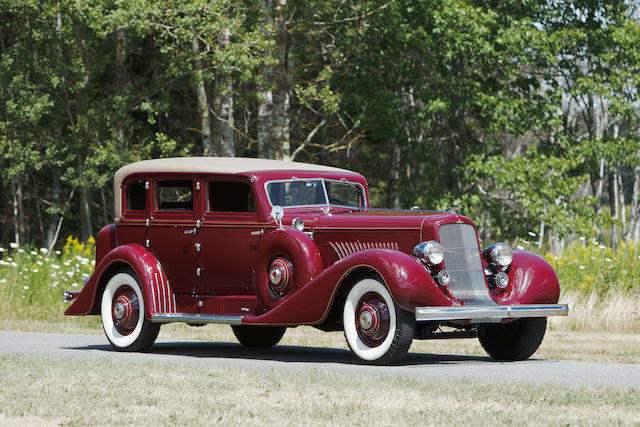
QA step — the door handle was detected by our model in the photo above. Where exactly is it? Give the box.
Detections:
[184,228,197,235]
[250,230,264,236]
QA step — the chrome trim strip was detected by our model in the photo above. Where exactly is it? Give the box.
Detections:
[151,313,244,325]
[415,304,569,322]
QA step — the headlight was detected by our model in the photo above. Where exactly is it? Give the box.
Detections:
[483,243,513,267]
[412,241,444,265]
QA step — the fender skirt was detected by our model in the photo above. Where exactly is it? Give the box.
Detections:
[244,248,453,326]
[64,244,177,319]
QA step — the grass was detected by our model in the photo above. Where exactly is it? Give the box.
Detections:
[0,354,638,426]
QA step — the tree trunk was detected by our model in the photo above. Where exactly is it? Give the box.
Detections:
[609,166,619,251]
[213,28,235,157]
[618,171,626,239]
[629,165,640,243]
[46,166,62,247]
[12,179,20,247]
[387,143,402,209]
[272,0,289,160]
[192,35,214,155]
[116,28,129,147]
[537,219,545,250]
[80,186,92,241]
[257,0,275,159]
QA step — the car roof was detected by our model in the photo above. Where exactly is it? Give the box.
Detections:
[113,157,357,219]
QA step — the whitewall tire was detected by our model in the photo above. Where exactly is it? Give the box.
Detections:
[343,278,414,364]
[101,270,160,351]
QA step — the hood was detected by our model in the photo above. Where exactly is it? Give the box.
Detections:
[310,208,471,233]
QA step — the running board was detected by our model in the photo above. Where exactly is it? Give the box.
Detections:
[152,313,244,325]
[415,304,569,322]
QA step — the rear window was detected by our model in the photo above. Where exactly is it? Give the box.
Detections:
[157,180,193,210]
[127,180,146,211]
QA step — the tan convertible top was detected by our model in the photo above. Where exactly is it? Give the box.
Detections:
[113,157,356,219]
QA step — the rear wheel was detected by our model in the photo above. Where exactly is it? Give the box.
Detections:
[478,317,547,361]
[343,278,414,364]
[101,270,160,352]
[231,325,286,347]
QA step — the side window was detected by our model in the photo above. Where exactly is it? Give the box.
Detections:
[209,181,255,212]
[157,180,193,211]
[127,180,146,211]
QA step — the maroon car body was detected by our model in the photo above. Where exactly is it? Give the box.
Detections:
[64,157,568,363]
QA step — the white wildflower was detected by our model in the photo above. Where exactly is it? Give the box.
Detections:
[80,258,89,265]
[30,250,37,256]
[72,283,79,288]
[52,265,60,270]
[10,262,17,267]
[0,279,6,284]
[579,236,586,241]
[0,261,7,266]
[17,249,24,253]
[605,258,612,262]
[0,247,4,252]
[591,256,596,260]
[599,244,607,249]
[33,269,38,273]
[7,257,12,261]
[517,245,524,250]
[36,261,43,266]
[55,250,61,255]
[91,260,95,266]
[527,231,536,237]
[23,285,29,290]
[579,265,585,270]
[66,271,74,277]
[9,242,18,249]
[40,248,48,254]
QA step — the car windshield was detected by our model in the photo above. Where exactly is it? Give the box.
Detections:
[266,179,366,208]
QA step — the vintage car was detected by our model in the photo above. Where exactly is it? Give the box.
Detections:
[64,157,568,364]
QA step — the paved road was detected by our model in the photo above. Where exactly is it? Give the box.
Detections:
[1,330,638,389]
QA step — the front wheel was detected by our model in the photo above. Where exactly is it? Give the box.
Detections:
[343,278,414,364]
[101,270,160,352]
[478,317,547,361]
[231,325,286,347]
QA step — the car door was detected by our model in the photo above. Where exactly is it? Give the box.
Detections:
[147,177,204,295]
[200,177,265,295]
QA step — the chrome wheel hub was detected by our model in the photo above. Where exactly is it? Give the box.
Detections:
[268,257,293,297]
[355,293,390,348]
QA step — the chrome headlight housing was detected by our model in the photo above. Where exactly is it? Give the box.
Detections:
[412,241,444,265]
[482,243,513,268]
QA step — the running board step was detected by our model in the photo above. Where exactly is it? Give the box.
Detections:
[152,313,244,325]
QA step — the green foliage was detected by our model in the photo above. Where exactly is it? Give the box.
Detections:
[545,240,640,295]
[0,237,97,322]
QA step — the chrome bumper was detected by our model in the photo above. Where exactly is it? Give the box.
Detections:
[415,304,569,322]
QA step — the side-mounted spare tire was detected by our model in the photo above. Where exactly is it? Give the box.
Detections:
[254,229,323,311]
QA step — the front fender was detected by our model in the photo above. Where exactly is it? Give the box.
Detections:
[497,250,560,305]
[64,243,176,319]
[244,249,454,326]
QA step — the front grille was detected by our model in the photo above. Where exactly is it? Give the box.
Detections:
[438,223,495,305]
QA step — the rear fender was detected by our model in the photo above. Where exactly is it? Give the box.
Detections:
[64,244,177,319]
[244,249,454,326]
